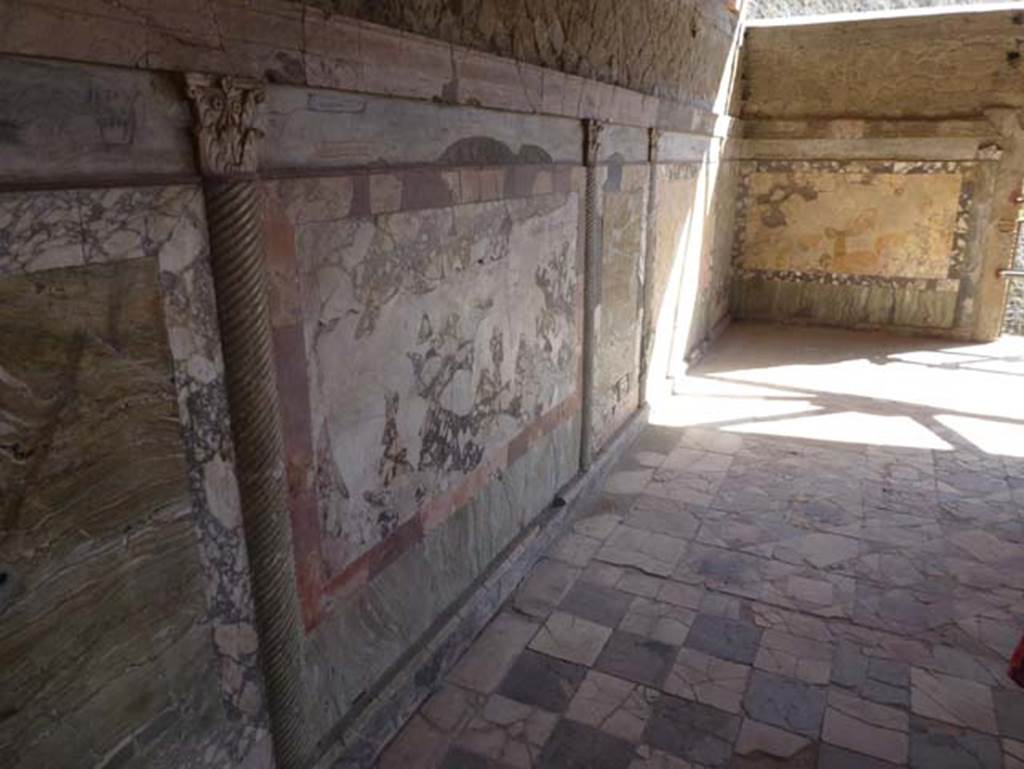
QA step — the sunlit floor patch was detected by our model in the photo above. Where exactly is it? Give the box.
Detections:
[722,410,953,450]
[935,413,1024,458]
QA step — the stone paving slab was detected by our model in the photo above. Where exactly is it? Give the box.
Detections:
[381,327,1024,769]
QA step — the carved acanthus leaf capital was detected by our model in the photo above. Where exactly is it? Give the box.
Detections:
[185,73,265,178]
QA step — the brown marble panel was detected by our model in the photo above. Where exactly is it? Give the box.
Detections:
[0,258,224,767]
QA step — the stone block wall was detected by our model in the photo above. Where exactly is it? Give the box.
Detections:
[309,0,738,105]
[748,0,1018,19]
[0,2,744,768]
[733,9,1024,341]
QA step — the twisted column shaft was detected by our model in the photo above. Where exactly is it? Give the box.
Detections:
[580,120,603,471]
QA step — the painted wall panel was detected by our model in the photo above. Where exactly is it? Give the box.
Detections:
[732,161,975,334]
[741,171,962,279]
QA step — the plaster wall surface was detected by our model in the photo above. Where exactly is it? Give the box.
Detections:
[734,10,1023,340]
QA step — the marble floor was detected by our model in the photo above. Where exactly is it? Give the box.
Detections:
[379,323,1024,769]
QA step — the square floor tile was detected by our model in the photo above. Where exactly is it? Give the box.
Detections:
[595,631,677,688]
[595,525,687,577]
[754,629,831,685]
[439,747,491,769]
[1004,738,1024,769]
[625,495,701,540]
[497,650,588,713]
[822,689,909,765]
[456,693,558,768]
[910,716,1002,769]
[644,694,740,768]
[619,597,694,646]
[514,558,581,618]
[566,670,657,743]
[449,611,540,693]
[743,670,827,739]
[551,531,603,567]
[537,718,637,769]
[663,647,750,714]
[734,718,813,762]
[994,688,1024,741]
[560,581,634,627]
[684,613,763,665]
[529,611,613,666]
[910,668,997,734]
[817,744,900,769]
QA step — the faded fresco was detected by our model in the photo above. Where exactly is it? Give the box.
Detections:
[269,180,581,583]
[741,171,962,279]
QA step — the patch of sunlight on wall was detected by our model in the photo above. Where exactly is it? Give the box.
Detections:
[723,411,953,450]
[935,414,1024,457]
[645,0,747,406]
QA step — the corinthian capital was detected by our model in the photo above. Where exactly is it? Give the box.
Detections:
[184,73,265,178]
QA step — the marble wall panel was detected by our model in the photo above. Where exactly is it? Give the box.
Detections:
[658,132,719,164]
[0,55,192,185]
[0,186,203,275]
[265,179,581,591]
[304,414,580,741]
[732,276,961,331]
[263,86,583,172]
[0,185,269,768]
[598,124,649,165]
[0,257,225,768]
[156,189,274,765]
[593,165,647,449]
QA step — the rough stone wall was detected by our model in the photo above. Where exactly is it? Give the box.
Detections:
[310,0,738,105]
[742,10,1024,119]
[735,9,1022,340]
[749,0,1018,18]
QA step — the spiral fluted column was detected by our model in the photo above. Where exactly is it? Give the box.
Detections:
[185,74,308,769]
[580,119,604,471]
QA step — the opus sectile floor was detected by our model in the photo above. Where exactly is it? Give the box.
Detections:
[378,323,1024,769]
